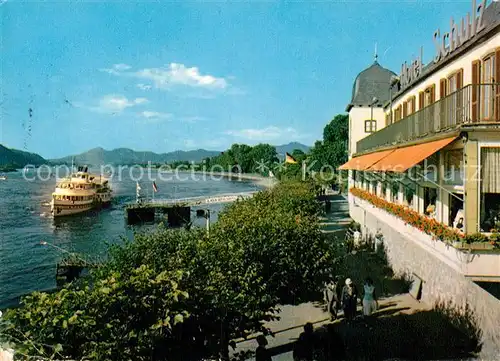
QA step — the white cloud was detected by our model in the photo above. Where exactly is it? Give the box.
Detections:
[100,62,229,91]
[99,63,132,75]
[113,63,131,71]
[139,110,172,121]
[137,83,152,90]
[135,63,227,90]
[225,126,300,142]
[87,94,149,114]
[134,97,148,105]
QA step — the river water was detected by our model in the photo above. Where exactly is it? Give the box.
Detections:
[0,169,262,309]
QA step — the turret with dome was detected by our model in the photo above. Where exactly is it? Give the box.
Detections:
[347,58,397,111]
[345,57,396,160]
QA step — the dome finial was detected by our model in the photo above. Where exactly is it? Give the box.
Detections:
[374,42,378,63]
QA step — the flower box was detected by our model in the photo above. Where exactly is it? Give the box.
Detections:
[350,187,498,249]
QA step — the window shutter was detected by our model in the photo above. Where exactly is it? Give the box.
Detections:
[457,68,464,89]
[430,84,436,103]
[398,105,402,121]
[472,60,480,122]
[440,78,447,99]
[411,96,416,113]
[495,48,500,121]
[403,101,408,118]
[419,91,424,110]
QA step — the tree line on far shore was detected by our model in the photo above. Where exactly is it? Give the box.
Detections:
[165,114,349,183]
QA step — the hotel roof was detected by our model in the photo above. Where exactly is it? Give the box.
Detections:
[346,61,396,112]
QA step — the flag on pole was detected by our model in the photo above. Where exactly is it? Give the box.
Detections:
[153,181,158,192]
[285,152,298,164]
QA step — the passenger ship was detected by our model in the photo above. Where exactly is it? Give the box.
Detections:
[51,166,112,217]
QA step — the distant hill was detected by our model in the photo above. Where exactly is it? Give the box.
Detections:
[51,142,311,166]
[0,144,46,168]
[50,147,221,166]
[275,142,310,155]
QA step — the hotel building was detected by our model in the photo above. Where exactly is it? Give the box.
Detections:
[339,0,500,357]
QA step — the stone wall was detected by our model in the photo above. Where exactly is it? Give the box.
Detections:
[349,195,500,360]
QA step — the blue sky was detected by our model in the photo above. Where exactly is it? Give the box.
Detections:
[0,0,482,159]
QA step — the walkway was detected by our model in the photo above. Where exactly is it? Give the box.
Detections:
[231,195,478,360]
[231,193,352,360]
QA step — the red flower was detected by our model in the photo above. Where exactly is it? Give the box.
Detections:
[349,187,491,245]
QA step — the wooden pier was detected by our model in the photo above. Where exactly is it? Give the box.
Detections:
[125,191,257,226]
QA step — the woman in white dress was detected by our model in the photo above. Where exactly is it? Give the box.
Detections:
[362,277,378,317]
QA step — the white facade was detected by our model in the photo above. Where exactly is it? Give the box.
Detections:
[348,107,386,157]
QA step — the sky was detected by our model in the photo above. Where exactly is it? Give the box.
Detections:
[0,0,486,159]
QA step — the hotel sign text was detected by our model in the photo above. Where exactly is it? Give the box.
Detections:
[433,0,487,63]
[399,47,424,91]
[398,0,488,91]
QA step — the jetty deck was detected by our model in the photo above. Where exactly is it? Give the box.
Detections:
[125,191,257,225]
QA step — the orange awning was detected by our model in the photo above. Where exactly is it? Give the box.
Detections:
[338,149,396,171]
[367,136,458,173]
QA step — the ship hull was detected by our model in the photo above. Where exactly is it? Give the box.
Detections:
[51,200,112,217]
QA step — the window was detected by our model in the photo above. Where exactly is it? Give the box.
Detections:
[423,187,438,217]
[391,181,399,203]
[409,96,416,115]
[449,193,464,229]
[448,73,458,94]
[481,53,496,120]
[404,183,416,208]
[480,147,500,231]
[423,85,435,107]
[364,119,377,133]
[444,149,464,185]
[394,105,402,122]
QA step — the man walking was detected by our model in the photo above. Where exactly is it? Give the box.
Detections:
[341,278,358,322]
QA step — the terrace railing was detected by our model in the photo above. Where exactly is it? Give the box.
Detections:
[356,84,500,154]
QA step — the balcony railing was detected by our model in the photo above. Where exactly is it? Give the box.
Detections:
[357,84,500,154]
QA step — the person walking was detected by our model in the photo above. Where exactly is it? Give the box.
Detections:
[324,277,338,321]
[341,278,358,322]
[293,323,315,361]
[255,335,272,361]
[362,277,378,317]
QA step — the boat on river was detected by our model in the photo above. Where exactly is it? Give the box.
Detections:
[50,166,112,217]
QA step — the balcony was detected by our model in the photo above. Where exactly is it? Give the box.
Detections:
[356,84,500,154]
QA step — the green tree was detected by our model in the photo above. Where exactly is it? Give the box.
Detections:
[228,144,253,173]
[248,144,278,174]
[309,114,348,171]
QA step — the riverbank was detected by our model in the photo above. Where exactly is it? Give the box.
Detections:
[190,171,277,188]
